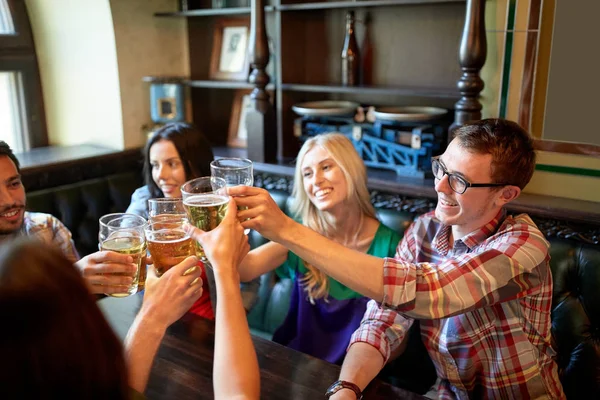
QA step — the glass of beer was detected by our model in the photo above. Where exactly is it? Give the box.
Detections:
[180,176,228,263]
[98,213,147,297]
[210,158,253,234]
[145,219,194,276]
[148,198,187,223]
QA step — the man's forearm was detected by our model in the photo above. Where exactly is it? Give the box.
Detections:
[330,343,386,399]
[124,311,167,393]
[278,219,385,301]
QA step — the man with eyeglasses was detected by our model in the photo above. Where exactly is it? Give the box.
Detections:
[231,118,565,399]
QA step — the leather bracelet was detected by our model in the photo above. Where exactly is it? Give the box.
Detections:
[325,380,363,399]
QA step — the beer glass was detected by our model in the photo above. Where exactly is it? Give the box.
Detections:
[145,219,194,276]
[210,157,253,234]
[98,213,147,297]
[148,198,187,223]
[180,176,228,263]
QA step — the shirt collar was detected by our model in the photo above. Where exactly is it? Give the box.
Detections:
[433,208,506,254]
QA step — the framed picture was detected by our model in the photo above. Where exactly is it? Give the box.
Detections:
[210,18,251,81]
[228,90,252,148]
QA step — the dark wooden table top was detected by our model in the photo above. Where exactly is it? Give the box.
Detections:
[98,295,426,400]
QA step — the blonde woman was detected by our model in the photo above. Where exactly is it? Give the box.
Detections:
[236,133,401,365]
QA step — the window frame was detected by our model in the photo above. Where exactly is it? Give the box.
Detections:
[0,0,48,149]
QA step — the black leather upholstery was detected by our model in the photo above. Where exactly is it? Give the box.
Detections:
[26,171,142,257]
[549,240,600,398]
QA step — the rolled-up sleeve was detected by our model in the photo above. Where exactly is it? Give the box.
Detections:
[381,221,549,320]
[348,299,414,363]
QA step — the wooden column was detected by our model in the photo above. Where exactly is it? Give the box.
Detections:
[246,0,276,163]
[450,0,487,139]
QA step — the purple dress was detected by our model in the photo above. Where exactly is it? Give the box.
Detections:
[272,223,401,365]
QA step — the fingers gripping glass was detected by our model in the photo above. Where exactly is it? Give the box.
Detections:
[98,213,148,297]
[431,157,508,194]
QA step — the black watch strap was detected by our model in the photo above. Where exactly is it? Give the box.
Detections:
[325,380,363,399]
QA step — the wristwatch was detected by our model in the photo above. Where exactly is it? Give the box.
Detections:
[325,380,363,399]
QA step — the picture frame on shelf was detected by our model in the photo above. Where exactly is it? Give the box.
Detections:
[228,90,252,148]
[209,18,251,81]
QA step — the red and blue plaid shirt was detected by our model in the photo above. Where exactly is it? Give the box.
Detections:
[350,210,565,399]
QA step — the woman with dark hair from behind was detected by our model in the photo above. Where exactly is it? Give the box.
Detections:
[0,209,259,400]
[126,122,259,318]
[0,240,130,399]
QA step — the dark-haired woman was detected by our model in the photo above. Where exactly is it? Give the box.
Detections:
[126,122,258,317]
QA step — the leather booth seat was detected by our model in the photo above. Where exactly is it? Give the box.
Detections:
[26,171,142,257]
[24,176,599,397]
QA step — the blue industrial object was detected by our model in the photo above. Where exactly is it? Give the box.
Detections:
[296,116,448,179]
[149,79,186,124]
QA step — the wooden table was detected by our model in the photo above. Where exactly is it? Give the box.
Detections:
[98,295,426,400]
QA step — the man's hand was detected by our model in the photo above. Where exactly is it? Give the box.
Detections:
[140,255,203,329]
[186,197,249,276]
[75,251,137,295]
[227,186,294,243]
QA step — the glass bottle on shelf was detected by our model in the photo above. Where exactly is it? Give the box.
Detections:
[341,11,360,86]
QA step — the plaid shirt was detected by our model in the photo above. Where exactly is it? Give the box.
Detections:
[18,212,79,263]
[350,210,565,399]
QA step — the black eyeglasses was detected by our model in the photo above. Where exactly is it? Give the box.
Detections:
[431,157,508,194]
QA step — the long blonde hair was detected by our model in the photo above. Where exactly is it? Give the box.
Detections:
[291,133,377,302]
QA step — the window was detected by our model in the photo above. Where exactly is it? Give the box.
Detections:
[0,0,47,152]
[0,0,15,34]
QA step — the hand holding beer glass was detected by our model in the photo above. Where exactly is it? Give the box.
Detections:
[98,213,147,297]
[180,176,228,264]
[210,158,253,234]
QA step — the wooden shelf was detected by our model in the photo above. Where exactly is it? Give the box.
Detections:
[186,80,275,90]
[155,6,274,17]
[281,83,459,99]
[278,0,465,12]
[155,0,464,17]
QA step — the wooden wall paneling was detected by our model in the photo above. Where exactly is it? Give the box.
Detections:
[517,0,541,131]
[191,89,235,146]
[187,18,215,79]
[280,12,329,85]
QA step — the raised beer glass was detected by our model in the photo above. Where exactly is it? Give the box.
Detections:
[210,157,253,234]
[98,213,147,297]
[145,219,194,276]
[148,198,187,223]
[180,176,228,263]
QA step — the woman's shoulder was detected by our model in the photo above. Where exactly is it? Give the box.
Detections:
[375,221,403,240]
[131,185,152,199]
[367,220,402,257]
[126,186,152,218]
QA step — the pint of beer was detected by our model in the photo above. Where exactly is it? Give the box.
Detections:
[181,176,228,263]
[145,220,194,276]
[98,213,147,297]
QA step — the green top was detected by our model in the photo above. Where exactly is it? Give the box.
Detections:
[275,223,401,300]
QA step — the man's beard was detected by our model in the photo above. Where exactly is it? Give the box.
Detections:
[0,204,25,236]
